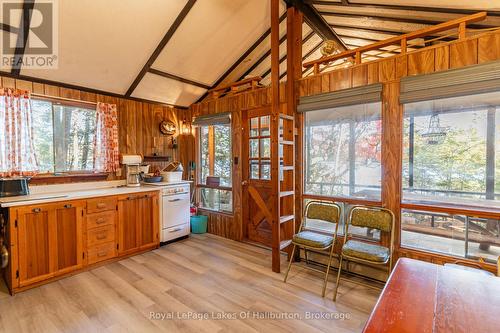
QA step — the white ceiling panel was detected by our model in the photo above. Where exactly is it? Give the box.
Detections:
[152,0,286,86]
[21,0,188,94]
[132,72,206,107]
[350,1,500,11]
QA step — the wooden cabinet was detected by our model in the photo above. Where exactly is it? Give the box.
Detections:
[118,192,159,255]
[16,201,84,287]
[7,191,159,293]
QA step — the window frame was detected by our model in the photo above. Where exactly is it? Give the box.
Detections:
[195,122,233,214]
[30,96,102,177]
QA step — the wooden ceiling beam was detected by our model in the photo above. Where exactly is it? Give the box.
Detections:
[11,0,35,76]
[284,0,347,50]
[125,0,197,97]
[330,24,455,42]
[148,68,211,90]
[319,11,490,29]
[309,0,500,17]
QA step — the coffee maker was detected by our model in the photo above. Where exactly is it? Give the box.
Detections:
[121,155,142,187]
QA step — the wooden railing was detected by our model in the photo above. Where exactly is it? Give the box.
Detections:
[303,12,488,75]
[208,76,262,99]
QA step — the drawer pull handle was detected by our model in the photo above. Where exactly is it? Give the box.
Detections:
[127,196,136,200]
[96,234,107,240]
[170,228,182,232]
[168,199,181,202]
[96,218,106,224]
[64,204,72,209]
[96,203,107,209]
[97,251,108,257]
[32,208,41,213]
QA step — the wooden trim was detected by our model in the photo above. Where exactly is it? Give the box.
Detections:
[11,0,35,76]
[401,202,500,220]
[304,12,487,69]
[30,173,109,185]
[125,0,197,97]
[148,68,211,90]
[32,94,97,108]
[196,184,232,192]
[197,208,234,218]
[303,193,382,206]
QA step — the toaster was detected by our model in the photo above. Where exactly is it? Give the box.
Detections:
[0,178,30,197]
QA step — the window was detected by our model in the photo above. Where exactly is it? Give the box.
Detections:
[31,99,97,173]
[401,91,500,263]
[249,115,271,180]
[304,102,382,200]
[198,123,232,212]
[402,92,500,208]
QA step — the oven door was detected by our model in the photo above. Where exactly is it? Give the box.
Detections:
[162,192,190,229]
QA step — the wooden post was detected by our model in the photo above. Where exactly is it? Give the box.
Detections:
[355,51,362,64]
[458,22,467,40]
[270,0,281,273]
[401,38,407,55]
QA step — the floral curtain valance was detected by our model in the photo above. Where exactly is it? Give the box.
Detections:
[93,102,119,172]
[0,88,39,177]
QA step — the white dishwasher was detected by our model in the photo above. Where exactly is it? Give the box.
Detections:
[160,184,191,242]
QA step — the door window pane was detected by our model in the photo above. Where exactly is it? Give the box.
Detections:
[261,161,270,180]
[260,138,270,158]
[250,117,259,137]
[250,161,259,179]
[250,139,259,158]
[260,115,270,136]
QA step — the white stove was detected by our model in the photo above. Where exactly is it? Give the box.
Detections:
[145,182,191,243]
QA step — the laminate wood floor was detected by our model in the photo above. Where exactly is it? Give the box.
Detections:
[0,234,380,333]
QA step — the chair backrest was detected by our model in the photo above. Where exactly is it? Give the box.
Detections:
[349,206,394,232]
[305,201,341,224]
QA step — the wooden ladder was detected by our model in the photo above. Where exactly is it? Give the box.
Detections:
[270,107,296,273]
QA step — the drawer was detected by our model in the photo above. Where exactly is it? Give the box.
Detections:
[87,197,117,214]
[88,242,116,264]
[87,225,115,246]
[161,223,190,243]
[87,210,115,230]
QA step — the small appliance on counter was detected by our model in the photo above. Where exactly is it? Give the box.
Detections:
[121,154,142,187]
[0,177,30,197]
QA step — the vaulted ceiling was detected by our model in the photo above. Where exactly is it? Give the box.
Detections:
[1,0,499,108]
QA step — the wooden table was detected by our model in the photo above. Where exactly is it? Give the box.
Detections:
[363,257,500,333]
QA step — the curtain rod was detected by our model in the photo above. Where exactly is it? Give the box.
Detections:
[31,93,98,106]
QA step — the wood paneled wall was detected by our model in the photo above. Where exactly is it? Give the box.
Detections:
[0,76,194,181]
[188,83,287,241]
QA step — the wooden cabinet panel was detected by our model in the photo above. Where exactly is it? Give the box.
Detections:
[17,205,56,286]
[54,202,84,273]
[86,210,115,229]
[138,193,159,247]
[87,225,115,247]
[87,197,117,214]
[117,196,139,254]
[118,192,159,255]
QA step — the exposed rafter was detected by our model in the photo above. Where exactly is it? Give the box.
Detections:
[11,0,35,76]
[330,24,455,42]
[319,11,492,29]
[310,0,500,17]
[148,68,210,90]
[125,0,197,97]
[284,0,347,49]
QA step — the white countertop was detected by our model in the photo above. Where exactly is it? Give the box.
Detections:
[0,180,192,208]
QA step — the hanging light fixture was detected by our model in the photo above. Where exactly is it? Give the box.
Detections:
[421,114,448,145]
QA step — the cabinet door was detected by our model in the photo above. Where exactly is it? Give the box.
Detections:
[17,205,56,286]
[138,193,159,248]
[54,202,84,275]
[118,196,139,254]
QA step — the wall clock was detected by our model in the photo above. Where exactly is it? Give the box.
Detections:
[159,120,176,135]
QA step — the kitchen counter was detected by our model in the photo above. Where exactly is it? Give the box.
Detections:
[0,180,191,207]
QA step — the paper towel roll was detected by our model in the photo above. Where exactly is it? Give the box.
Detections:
[121,154,142,165]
